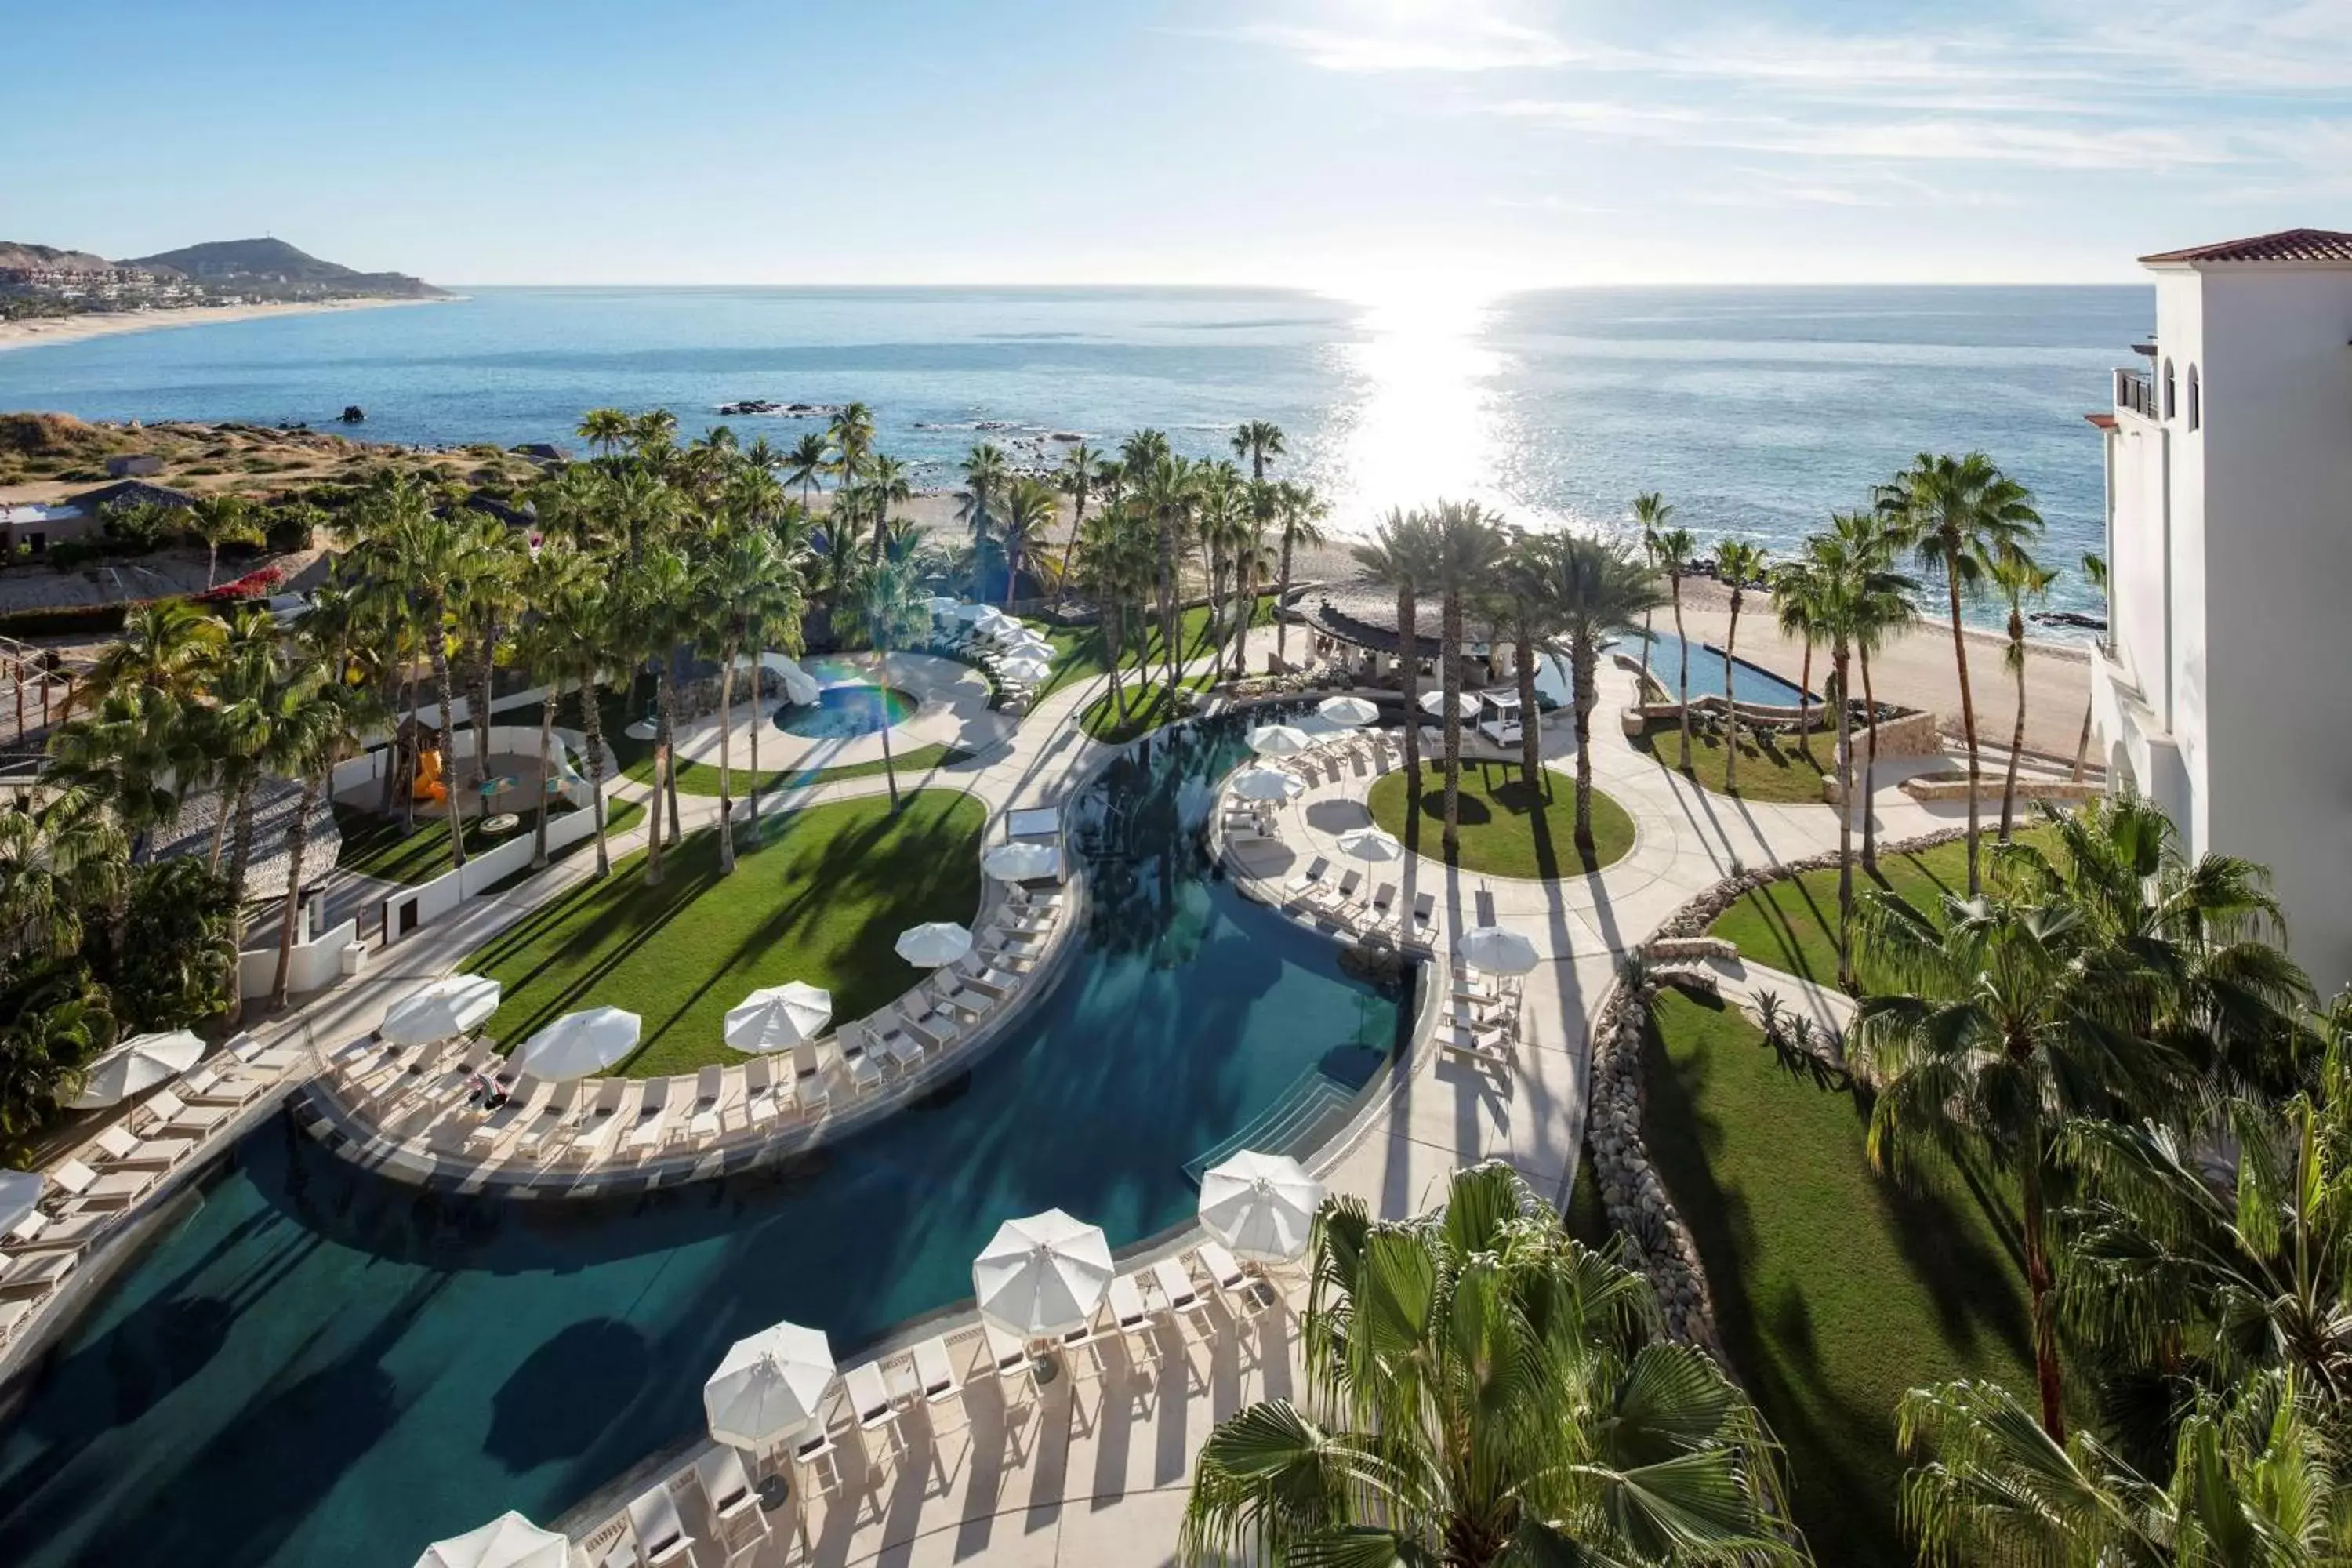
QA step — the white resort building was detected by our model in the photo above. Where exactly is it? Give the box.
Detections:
[2088,227,2352,992]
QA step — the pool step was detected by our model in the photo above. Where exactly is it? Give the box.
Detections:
[1183,1073,1355,1186]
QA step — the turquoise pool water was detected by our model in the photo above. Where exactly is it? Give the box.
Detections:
[1537,631,1811,709]
[771,683,917,739]
[0,711,1406,1568]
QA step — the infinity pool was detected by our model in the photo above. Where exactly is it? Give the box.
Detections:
[0,711,1407,1568]
[772,683,917,739]
[1539,631,1810,709]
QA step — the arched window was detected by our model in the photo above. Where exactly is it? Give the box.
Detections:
[2162,358,2177,420]
[2187,364,2201,430]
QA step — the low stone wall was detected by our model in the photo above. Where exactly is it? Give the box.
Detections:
[1643,935,1738,964]
[1900,772,2100,806]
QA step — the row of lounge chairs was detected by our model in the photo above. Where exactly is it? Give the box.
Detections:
[333,889,1066,1179]
[1,1033,306,1341]
[1279,857,1442,949]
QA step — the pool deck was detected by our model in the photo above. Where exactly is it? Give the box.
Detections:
[668,652,1015,775]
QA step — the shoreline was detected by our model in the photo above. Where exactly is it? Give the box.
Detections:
[0,296,453,355]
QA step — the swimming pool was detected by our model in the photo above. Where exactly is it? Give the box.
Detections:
[771,683,917,739]
[0,711,1408,1568]
[1537,631,1811,709]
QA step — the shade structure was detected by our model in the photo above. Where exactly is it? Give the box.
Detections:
[0,1170,42,1236]
[1317,695,1380,728]
[982,841,1061,881]
[1336,826,1405,863]
[413,1512,569,1568]
[1199,1149,1325,1263]
[723,983,834,1053]
[1457,924,1541,975]
[378,975,503,1045]
[67,1029,205,1109]
[927,596,963,617]
[704,1319,836,1451]
[511,1007,641,1080]
[1229,766,1305,803]
[999,630,1053,655]
[998,658,1051,684]
[1247,724,1313,757]
[895,922,975,968]
[1418,689,1483,720]
[972,1209,1113,1339]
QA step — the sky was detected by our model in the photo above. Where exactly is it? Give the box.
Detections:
[4,0,2346,292]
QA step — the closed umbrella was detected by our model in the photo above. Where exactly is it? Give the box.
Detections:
[1229,766,1305,803]
[1247,724,1313,757]
[723,983,833,1053]
[982,841,1061,881]
[378,975,503,1045]
[704,1319,836,1451]
[0,1170,42,1237]
[895,922,974,968]
[68,1029,205,1109]
[1317,695,1380,728]
[1419,689,1482,720]
[1457,925,1540,975]
[510,1007,640,1080]
[1336,826,1405,863]
[412,1512,568,1568]
[973,1209,1113,1339]
[1199,1149,1325,1263]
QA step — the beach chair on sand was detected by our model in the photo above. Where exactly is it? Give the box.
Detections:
[623,1483,691,1567]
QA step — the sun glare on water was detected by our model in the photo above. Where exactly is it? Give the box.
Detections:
[1323,286,1514,536]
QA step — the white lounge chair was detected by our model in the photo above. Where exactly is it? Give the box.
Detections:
[625,1080,675,1152]
[517,1081,581,1157]
[1110,1273,1160,1378]
[926,973,990,1024]
[741,1058,785,1127]
[139,1089,233,1137]
[688,1064,744,1141]
[468,1077,552,1151]
[1362,881,1400,935]
[1151,1256,1214,1344]
[694,1445,766,1548]
[1197,1240,1274,1318]
[622,1483,691,1566]
[911,1334,965,1432]
[180,1062,269,1107]
[1406,891,1440,949]
[6,1208,109,1253]
[1308,868,1363,920]
[0,1248,76,1298]
[1283,856,1331,904]
[844,1359,904,1460]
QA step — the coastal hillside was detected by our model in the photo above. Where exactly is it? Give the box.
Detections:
[124,238,447,300]
[0,243,118,275]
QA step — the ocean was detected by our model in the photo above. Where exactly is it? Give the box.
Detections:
[0,283,2148,619]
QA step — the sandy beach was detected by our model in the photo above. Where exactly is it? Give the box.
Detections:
[0,296,449,354]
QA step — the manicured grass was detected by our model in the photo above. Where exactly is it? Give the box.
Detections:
[1038,596,1271,699]
[1634,723,1830,805]
[1706,828,2053,986]
[621,742,978,797]
[461,789,986,1079]
[1641,987,2034,1564]
[332,797,645,886]
[1366,760,1633,878]
[1078,673,1214,744]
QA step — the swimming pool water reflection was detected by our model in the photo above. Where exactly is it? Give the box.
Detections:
[0,711,1407,1568]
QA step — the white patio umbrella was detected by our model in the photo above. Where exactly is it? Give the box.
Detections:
[1247,724,1314,757]
[510,1007,641,1080]
[1199,1149,1325,1264]
[972,1209,1114,1339]
[895,922,975,968]
[1336,826,1405,863]
[1418,689,1482,720]
[982,841,1061,881]
[955,602,996,624]
[1317,695,1381,728]
[67,1029,205,1109]
[0,1170,42,1237]
[412,1512,569,1568]
[704,1319,836,1451]
[1000,630,1053,655]
[998,658,1052,685]
[1230,766,1305,803]
[1457,925,1541,975]
[723,983,834,1053]
[378,975,503,1045]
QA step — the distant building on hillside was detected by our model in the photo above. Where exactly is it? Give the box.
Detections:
[2088,227,2352,992]
[104,452,164,477]
[0,501,91,555]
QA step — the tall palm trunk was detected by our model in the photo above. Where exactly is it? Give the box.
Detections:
[1157,514,1179,696]
[1831,644,1855,988]
[1860,648,1882,873]
[1572,633,1600,851]
[1640,603,1655,681]
[428,603,467,867]
[388,670,415,822]
[2001,611,2027,841]
[1722,586,1744,792]
[577,680,611,878]
[746,640,764,834]
[1275,529,1296,666]
[531,692,556,869]
[716,641,739,873]
[1515,627,1541,792]
[659,652,683,847]
[875,649,900,811]
[1670,570,1692,759]
[270,770,324,1007]
[1795,637,1814,764]
[646,673,671,887]
[470,618,499,786]
[1054,495,1085,611]
[2071,697,2095,783]
[1440,589,1465,855]
[1397,586,1421,801]
[1945,564,1984,895]
[2019,1127,2065,1439]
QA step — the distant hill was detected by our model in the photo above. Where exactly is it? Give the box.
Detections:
[122,238,447,300]
[0,242,120,274]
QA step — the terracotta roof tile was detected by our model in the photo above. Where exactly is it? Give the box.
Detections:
[2140,228,2352,264]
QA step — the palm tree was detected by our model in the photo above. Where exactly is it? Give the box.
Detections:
[1074,504,1153,720]
[859,453,913,567]
[957,442,1011,592]
[1769,557,1824,764]
[1852,890,2198,1439]
[1653,527,1698,765]
[1432,501,1506,855]
[1181,1163,1795,1568]
[1712,539,1768,792]
[699,525,803,869]
[510,546,589,872]
[997,476,1056,610]
[1229,418,1285,483]
[2071,552,2108,782]
[1192,463,1249,676]
[1824,509,1915,874]
[1051,440,1099,607]
[723,466,805,835]
[1991,547,2057,840]
[1270,480,1327,666]
[783,431,829,514]
[846,558,929,812]
[1133,450,1196,693]
[577,407,632,460]
[1878,452,2045,895]
[629,546,697,881]
[1352,509,1439,800]
[824,401,875,495]
[80,598,223,711]
[1532,535,1665,854]
[0,961,115,1161]
[48,685,195,862]
[268,668,371,1008]
[457,514,531,790]
[0,788,125,957]
[548,564,620,878]
[188,493,261,590]
[1632,492,1675,682]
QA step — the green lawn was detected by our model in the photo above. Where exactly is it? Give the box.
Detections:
[460,789,986,1079]
[1079,673,1214,744]
[1707,829,2052,986]
[621,742,977,797]
[1037,596,1271,699]
[333,797,645,886]
[1634,723,1830,804]
[1642,988,2034,1564]
[1366,760,1633,878]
